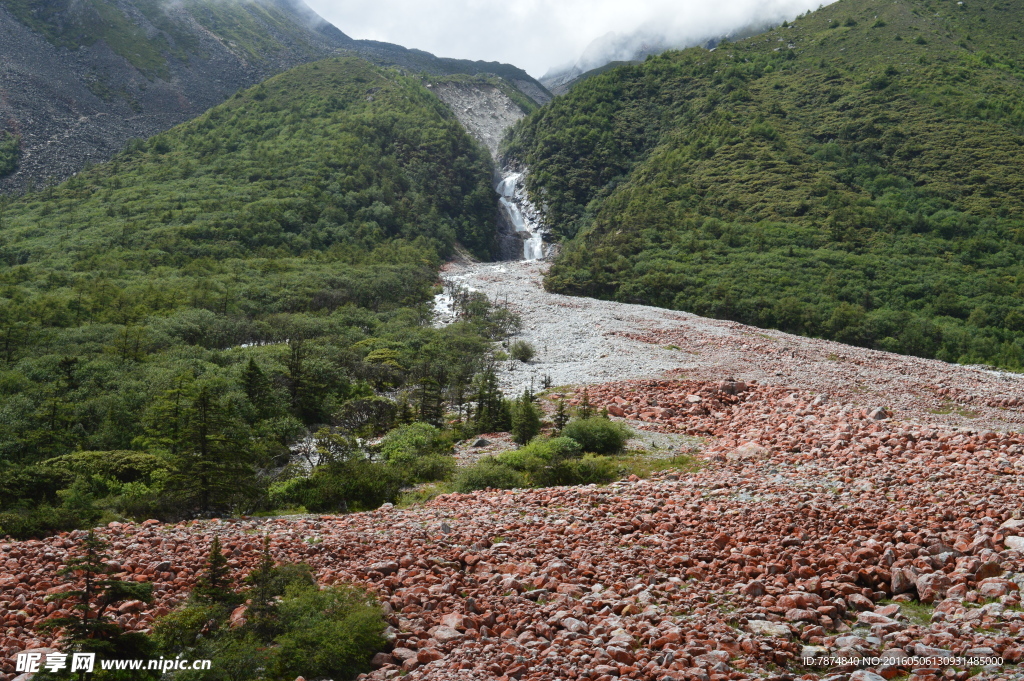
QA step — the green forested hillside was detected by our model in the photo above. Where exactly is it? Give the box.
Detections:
[504,0,1024,368]
[0,57,501,532]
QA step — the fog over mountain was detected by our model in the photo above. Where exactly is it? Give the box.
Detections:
[307,0,838,77]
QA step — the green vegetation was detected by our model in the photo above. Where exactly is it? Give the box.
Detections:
[37,530,157,679]
[560,417,632,454]
[454,434,619,492]
[0,132,19,178]
[454,415,635,492]
[504,0,1024,369]
[36,532,385,680]
[0,57,504,536]
[508,339,537,362]
[149,542,385,680]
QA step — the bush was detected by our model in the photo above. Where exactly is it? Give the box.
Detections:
[0,505,87,540]
[508,340,536,362]
[379,422,449,464]
[536,454,620,487]
[452,457,528,492]
[270,583,387,680]
[406,453,456,483]
[270,460,407,512]
[560,418,632,454]
[152,562,386,681]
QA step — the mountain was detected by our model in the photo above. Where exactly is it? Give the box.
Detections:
[0,0,549,192]
[504,0,1024,371]
[539,21,778,96]
[0,56,498,481]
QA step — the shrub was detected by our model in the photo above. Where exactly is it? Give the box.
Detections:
[560,418,632,454]
[153,561,385,681]
[508,340,536,362]
[536,454,620,487]
[453,457,528,492]
[269,583,387,680]
[271,461,407,512]
[406,453,456,483]
[379,422,449,463]
[0,505,88,540]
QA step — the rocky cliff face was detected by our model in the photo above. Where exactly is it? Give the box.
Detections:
[0,0,550,193]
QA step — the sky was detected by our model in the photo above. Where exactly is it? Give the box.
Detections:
[305,0,837,78]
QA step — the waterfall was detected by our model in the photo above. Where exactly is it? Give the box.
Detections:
[496,170,546,261]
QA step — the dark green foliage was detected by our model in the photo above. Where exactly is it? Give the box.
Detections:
[0,132,19,178]
[39,531,155,660]
[152,555,385,681]
[452,456,528,492]
[510,390,542,444]
[379,422,449,462]
[0,57,499,531]
[270,459,408,512]
[552,399,570,434]
[508,339,536,362]
[454,436,618,492]
[470,367,512,433]
[505,0,1024,369]
[560,418,632,455]
[193,537,237,605]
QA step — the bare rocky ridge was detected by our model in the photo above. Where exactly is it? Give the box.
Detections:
[0,0,352,193]
[0,0,549,193]
[428,81,529,160]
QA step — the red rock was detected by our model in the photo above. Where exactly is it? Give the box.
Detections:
[915,573,951,604]
[416,648,443,664]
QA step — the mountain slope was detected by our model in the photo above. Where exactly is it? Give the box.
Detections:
[504,0,1024,370]
[0,0,549,192]
[0,56,497,470]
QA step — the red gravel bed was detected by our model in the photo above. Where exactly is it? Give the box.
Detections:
[2,379,1023,681]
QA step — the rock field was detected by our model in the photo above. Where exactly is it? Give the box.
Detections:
[2,263,1024,681]
[445,260,1024,434]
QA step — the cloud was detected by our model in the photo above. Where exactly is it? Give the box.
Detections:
[305,0,837,77]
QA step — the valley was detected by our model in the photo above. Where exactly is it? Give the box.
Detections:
[0,0,1022,680]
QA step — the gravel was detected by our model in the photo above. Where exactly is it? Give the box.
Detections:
[441,260,1024,433]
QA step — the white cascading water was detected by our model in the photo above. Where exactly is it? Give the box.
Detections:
[496,171,545,260]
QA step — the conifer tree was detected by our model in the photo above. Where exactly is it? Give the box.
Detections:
[194,536,235,604]
[40,530,153,656]
[552,398,570,434]
[511,389,542,445]
[241,357,273,419]
[246,537,279,640]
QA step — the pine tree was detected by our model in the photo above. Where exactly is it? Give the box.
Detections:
[553,398,570,434]
[245,537,278,640]
[40,530,153,657]
[577,387,594,420]
[194,536,235,604]
[241,357,273,419]
[511,389,542,445]
[472,367,509,434]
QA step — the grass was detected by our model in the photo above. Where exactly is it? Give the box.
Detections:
[617,452,706,478]
[879,599,936,626]
[397,483,451,508]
